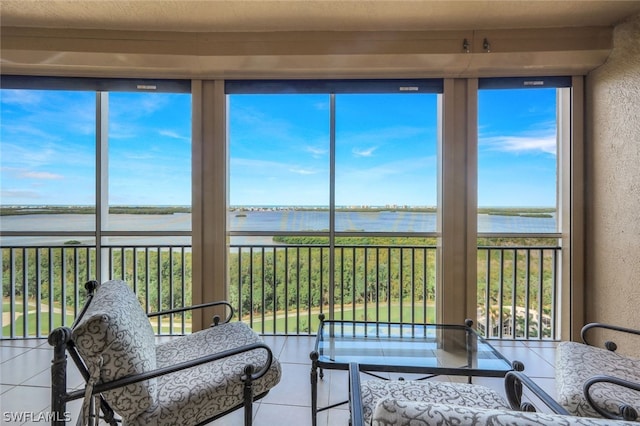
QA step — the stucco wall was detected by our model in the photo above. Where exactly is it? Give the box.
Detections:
[585,13,640,353]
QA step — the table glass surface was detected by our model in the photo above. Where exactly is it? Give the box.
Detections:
[316,321,512,373]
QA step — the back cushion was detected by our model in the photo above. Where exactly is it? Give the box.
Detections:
[72,280,157,421]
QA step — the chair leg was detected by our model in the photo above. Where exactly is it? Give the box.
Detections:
[243,365,255,426]
[49,328,72,426]
[99,396,118,426]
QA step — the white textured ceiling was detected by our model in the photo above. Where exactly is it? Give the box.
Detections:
[2,0,640,33]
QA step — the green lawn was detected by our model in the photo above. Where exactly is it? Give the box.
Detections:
[242,301,436,334]
[3,299,192,337]
[3,299,435,337]
[2,300,76,337]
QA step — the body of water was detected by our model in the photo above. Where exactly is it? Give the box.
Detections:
[1,210,557,246]
[229,209,557,233]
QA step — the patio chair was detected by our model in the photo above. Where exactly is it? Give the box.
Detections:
[49,279,281,426]
[556,322,640,421]
[348,363,633,425]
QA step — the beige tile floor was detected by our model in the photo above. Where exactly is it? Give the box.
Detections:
[0,336,558,426]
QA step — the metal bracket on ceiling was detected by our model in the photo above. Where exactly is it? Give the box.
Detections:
[483,38,491,53]
[463,38,470,53]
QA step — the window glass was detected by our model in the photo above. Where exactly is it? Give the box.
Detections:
[477,88,558,233]
[0,89,96,233]
[228,94,331,233]
[335,93,438,232]
[106,92,192,231]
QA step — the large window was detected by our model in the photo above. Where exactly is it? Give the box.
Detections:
[106,92,192,234]
[224,77,573,336]
[1,75,578,340]
[335,93,438,232]
[228,80,440,238]
[1,89,96,234]
[228,93,330,235]
[226,80,441,331]
[1,77,193,338]
[476,77,571,339]
[477,78,569,234]
[1,77,192,245]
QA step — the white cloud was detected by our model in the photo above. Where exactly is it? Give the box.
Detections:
[352,146,377,157]
[232,157,321,177]
[21,171,64,180]
[288,167,317,175]
[1,123,62,143]
[0,189,42,200]
[0,89,42,106]
[232,157,286,170]
[314,100,330,111]
[340,155,436,182]
[159,129,190,142]
[306,146,328,157]
[481,134,556,155]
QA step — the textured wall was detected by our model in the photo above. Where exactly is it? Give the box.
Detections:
[585,13,640,353]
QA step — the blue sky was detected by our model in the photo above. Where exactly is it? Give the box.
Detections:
[1,90,191,206]
[478,89,557,207]
[1,87,557,208]
[229,93,439,207]
[229,89,557,207]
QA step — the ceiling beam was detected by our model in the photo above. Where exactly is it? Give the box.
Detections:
[0,26,612,79]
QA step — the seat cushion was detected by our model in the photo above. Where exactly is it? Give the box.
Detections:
[127,321,282,425]
[360,379,510,424]
[72,280,158,421]
[556,341,640,418]
[371,400,633,426]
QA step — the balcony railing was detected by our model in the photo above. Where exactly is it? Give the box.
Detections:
[477,245,560,340]
[1,242,560,340]
[1,244,192,338]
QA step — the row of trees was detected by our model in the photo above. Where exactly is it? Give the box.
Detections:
[229,236,558,336]
[2,246,192,336]
[228,240,438,332]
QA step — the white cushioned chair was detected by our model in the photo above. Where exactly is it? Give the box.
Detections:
[49,279,281,426]
[349,363,634,426]
[556,323,640,422]
[358,377,511,424]
[369,400,634,425]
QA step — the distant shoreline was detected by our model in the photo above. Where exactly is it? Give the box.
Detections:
[0,206,190,216]
[1,205,555,217]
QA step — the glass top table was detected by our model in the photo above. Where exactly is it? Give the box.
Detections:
[309,316,521,426]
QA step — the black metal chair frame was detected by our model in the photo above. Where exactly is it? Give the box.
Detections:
[348,362,570,426]
[49,280,275,426]
[348,323,640,425]
[578,322,640,421]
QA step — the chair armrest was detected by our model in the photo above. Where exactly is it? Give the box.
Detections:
[71,280,100,328]
[505,371,570,415]
[581,323,640,351]
[584,375,640,421]
[79,280,235,325]
[349,363,365,426]
[147,300,234,325]
[65,341,274,402]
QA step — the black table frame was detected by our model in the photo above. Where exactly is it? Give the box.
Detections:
[309,315,523,426]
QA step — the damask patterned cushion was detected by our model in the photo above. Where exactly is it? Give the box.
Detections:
[360,379,510,424]
[556,341,640,418]
[72,280,158,421]
[371,400,633,426]
[126,321,282,425]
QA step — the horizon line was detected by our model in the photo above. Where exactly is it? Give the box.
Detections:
[2,204,556,209]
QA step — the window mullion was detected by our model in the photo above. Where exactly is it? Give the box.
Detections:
[329,93,336,321]
[96,91,109,283]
